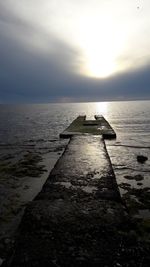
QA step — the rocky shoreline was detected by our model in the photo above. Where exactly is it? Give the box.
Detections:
[0,141,64,264]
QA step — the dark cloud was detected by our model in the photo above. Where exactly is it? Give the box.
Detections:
[0,2,150,103]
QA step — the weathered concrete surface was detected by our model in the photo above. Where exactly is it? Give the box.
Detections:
[4,136,150,266]
[95,115,116,139]
[60,115,116,139]
[36,135,120,202]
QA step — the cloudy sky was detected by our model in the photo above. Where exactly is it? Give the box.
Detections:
[0,0,150,103]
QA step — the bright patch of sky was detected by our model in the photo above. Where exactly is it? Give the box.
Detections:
[1,0,150,78]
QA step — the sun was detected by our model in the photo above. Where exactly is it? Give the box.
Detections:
[77,15,125,78]
[83,50,117,79]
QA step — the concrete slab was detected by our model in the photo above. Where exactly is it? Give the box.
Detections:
[95,115,116,139]
[8,199,128,267]
[60,115,116,139]
[4,135,131,267]
[37,135,120,202]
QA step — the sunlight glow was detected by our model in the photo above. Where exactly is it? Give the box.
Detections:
[96,102,108,115]
[77,15,126,78]
[83,49,117,79]
[5,0,150,79]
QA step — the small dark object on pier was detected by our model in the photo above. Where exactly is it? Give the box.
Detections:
[137,155,148,163]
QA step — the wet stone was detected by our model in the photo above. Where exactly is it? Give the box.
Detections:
[37,135,121,202]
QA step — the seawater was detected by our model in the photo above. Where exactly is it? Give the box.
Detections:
[0,100,149,143]
[0,100,150,216]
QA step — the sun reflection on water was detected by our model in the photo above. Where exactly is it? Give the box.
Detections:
[95,102,108,116]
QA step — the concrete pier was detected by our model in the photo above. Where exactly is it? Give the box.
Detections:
[60,115,116,139]
[4,117,149,266]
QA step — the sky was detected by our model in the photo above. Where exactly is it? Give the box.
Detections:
[0,0,150,103]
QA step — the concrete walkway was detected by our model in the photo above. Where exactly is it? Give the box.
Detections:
[60,115,116,139]
[4,119,149,266]
[4,135,130,266]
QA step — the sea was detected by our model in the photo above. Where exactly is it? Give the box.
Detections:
[0,100,150,220]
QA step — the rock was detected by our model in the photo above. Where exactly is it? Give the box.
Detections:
[134,175,144,181]
[137,155,148,163]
